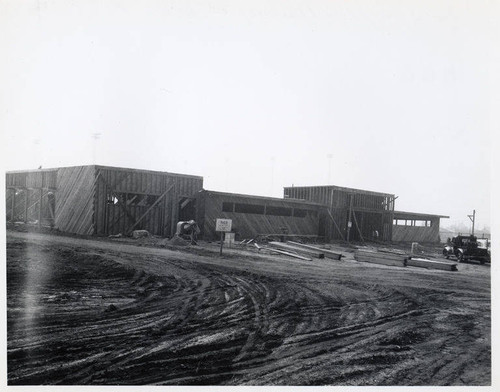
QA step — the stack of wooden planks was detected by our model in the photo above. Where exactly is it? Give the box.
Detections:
[268,241,325,259]
[406,257,458,271]
[354,249,458,271]
[286,241,343,260]
[354,249,406,267]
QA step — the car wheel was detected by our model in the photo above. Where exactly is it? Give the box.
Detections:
[457,252,464,263]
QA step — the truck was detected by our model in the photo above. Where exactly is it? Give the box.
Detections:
[442,235,490,264]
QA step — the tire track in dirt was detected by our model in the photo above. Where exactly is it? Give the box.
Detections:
[6,233,491,385]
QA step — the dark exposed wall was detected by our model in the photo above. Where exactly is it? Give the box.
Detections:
[197,190,322,240]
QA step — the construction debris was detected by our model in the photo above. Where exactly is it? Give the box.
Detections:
[265,247,313,261]
[355,249,458,272]
[354,249,406,267]
[132,230,150,239]
[163,235,190,247]
[286,241,343,260]
[269,241,325,259]
[406,257,458,271]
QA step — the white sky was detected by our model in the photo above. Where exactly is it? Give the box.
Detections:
[1,0,497,230]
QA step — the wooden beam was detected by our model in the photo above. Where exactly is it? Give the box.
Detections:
[347,193,353,243]
[406,257,457,271]
[97,173,136,229]
[126,183,175,234]
[10,189,15,222]
[352,211,365,243]
[170,180,178,237]
[38,188,43,228]
[269,241,325,259]
[286,241,343,260]
[265,247,313,261]
[326,208,345,241]
[354,249,406,267]
[24,190,28,223]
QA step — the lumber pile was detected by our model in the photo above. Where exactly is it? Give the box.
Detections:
[266,247,313,261]
[406,257,458,271]
[286,241,343,260]
[268,241,325,259]
[354,249,458,272]
[354,249,406,267]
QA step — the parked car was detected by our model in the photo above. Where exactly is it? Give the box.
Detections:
[443,235,490,264]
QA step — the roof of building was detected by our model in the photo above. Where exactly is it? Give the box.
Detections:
[200,189,326,207]
[284,184,394,197]
[6,164,203,180]
[393,210,450,219]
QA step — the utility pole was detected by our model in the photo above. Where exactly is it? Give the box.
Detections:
[467,209,476,236]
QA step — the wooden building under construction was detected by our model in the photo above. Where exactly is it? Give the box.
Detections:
[6,165,203,237]
[6,165,448,244]
[283,185,396,242]
[392,211,449,243]
[196,190,325,241]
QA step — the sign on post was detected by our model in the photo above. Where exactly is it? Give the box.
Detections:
[216,218,232,233]
[216,218,232,255]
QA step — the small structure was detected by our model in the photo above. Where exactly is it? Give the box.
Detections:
[283,185,395,242]
[196,190,324,241]
[6,165,203,236]
[392,211,449,243]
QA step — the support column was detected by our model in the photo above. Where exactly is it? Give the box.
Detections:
[346,193,353,243]
[10,189,15,221]
[24,189,28,223]
[38,188,43,228]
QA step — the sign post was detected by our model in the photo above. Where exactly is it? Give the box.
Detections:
[215,218,232,256]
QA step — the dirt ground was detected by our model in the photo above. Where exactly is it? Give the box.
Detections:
[6,229,491,386]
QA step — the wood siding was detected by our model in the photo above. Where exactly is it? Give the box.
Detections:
[198,191,322,240]
[6,165,203,237]
[94,166,203,236]
[284,185,395,242]
[392,225,441,243]
[6,169,58,189]
[55,166,96,235]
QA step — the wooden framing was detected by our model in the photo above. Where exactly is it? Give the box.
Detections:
[6,168,57,227]
[392,211,449,243]
[284,185,395,242]
[6,165,203,236]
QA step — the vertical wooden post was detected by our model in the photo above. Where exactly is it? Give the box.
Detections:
[346,193,353,243]
[10,189,15,221]
[220,232,224,255]
[38,188,43,228]
[24,189,28,223]
[170,179,177,237]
